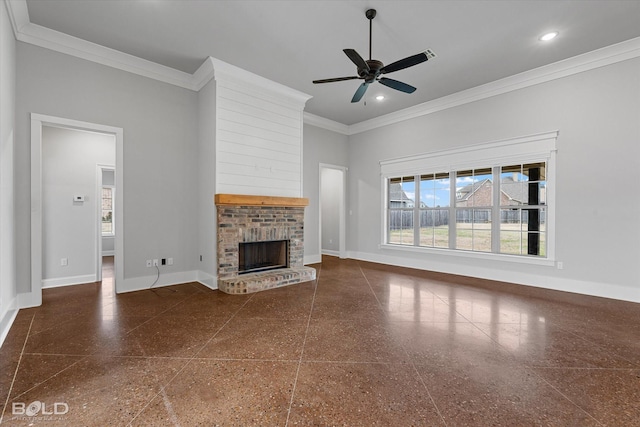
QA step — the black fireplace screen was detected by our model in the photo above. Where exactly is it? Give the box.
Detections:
[238,240,289,274]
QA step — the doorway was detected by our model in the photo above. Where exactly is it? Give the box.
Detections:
[30,114,123,305]
[319,164,347,259]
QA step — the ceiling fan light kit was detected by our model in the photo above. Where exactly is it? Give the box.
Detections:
[313,8,435,103]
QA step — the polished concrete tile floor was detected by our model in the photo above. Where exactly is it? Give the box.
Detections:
[1,256,640,426]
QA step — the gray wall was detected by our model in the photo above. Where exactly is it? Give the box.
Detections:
[15,42,199,293]
[346,57,640,302]
[42,126,115,284]
[303,124,349,263]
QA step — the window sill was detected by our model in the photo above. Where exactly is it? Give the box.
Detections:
[379,243,556,267]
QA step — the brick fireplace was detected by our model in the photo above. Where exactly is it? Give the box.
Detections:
[215,194,316,294]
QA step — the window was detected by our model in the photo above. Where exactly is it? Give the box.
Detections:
[499,163,546,256]
[388,176,415,245]
[102,186,114,235]
[419,173,450,248]
[380,131,557,263]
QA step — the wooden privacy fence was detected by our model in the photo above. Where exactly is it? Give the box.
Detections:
[389,209,546,230]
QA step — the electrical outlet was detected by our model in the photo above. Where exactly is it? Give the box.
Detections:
[557,261,564,270]
[153,259,159,266]
[168,258,173,265]
[61,258,68,266]
[146,260,152,267]
[161,258,166,266]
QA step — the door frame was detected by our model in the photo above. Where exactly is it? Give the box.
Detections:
[30,113,123,303]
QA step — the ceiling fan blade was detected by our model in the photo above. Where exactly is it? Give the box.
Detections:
[343,49,370,72]
[380,51,429,74]
[351,82,370,103]
[378,77,417,94]
[313,76,360,84]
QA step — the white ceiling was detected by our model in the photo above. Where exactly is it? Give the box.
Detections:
[23,0,640,126]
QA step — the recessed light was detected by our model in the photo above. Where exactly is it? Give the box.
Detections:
[539,31,559,41]
[376,95,385,101]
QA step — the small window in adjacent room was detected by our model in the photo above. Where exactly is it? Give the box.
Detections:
[102,186,114,235]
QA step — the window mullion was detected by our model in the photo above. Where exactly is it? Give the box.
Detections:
[449,171,456,249]
[414,175,420,246]
[491,166,500,253]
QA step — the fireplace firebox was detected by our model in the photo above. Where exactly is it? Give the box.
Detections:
[238,240,289,274]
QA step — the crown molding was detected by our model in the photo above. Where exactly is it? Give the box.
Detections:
[349,36,640,135]
[303,112,349,135]
[6,0,639,134]
[208,57,311,109]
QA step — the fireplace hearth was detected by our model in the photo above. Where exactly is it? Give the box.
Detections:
[215,194,316,294]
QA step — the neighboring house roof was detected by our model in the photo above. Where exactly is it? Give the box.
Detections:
[389,183,414,207]
[456,177,541,205]
[456,178,491,202]
[500,176,527,204]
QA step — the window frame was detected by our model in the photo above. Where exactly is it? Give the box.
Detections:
[380,131,557,266]
[101,185,115,237]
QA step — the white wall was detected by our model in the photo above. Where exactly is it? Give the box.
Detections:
[197,78,217,288]
[0,0,17,343]
[302,124,349,264]
[41,126,115,287]
[346,57,640,302]
[15,42,200,294]
[215,78,306,198]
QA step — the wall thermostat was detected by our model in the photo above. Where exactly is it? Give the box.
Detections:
[74,195,85,202]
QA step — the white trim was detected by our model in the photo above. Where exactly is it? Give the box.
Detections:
[350,37,640,135]
[348,250,639,303]
[6,0,639,133]
[380,243,555,267]
[304,254,322,265]
[380,131,559,176]
[209,57,311,108]
[321,249,341,257]
[42,274,97,289]
[380,130,557,264]
[196,271,217,291]
[30,114,124,308]
[118,270,201,294]
[304,112,349,135]
[0,304,18,349]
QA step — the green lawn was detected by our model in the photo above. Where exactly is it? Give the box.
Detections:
[389,223,546,256]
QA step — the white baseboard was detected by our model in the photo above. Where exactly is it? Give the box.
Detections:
[0,297,18,349]
[347,250,640,304]
[42,274,97,289]
[304,254,322,265]
[102,250,115,256]
[117,270,202,294]
[321,249,340,257]
[196,270,218,290]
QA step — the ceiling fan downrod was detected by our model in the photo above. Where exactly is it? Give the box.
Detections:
[366,9,376,60]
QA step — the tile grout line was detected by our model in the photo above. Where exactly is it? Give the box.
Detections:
[430,285,608,426]
[8,286,204,408]
[356,262,449,427]
[0,313,35,424]
[284,262,321,427]
[127,290,259,426]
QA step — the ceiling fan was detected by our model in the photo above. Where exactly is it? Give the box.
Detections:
[313,8,435,103]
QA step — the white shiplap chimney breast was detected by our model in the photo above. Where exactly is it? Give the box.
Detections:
[206,57,311,198]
